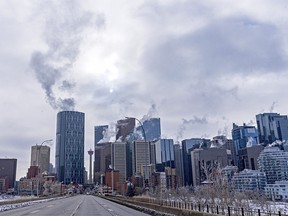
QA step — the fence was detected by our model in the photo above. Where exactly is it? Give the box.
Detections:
[132,197,286,216]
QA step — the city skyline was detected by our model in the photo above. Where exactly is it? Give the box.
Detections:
[1,0,288,179]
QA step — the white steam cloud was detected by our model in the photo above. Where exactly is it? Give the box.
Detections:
[30,0,105,111]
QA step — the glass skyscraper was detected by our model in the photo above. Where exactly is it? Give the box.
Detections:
[232,123,259,168]
[141,118,161,142]
[56,111,85,185]
[256,113,288,145]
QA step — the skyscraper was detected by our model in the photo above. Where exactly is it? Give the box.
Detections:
[138,118,161,142]
[132,141,151,178]
[256,113,288,145]
[31,145,50,174]
[116,118,135,142]
[94,125,108,145]
[55,111,85,185]
[232,123,259,168]
[182,138,210,186]
[0,158,17,189]
[154,139,175,172]
[174,143,184,186]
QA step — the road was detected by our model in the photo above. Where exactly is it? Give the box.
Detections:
[0,195,150,216]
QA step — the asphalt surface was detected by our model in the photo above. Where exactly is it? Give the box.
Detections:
[0,195,151,216]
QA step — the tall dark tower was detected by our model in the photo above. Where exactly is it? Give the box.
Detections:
[88,149,94,184]
[56,111,85,185]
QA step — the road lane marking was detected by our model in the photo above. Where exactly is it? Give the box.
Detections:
[47,205,54,208]
[30,210,40,214]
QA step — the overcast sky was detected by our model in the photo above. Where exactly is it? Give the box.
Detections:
[1,0,288,179]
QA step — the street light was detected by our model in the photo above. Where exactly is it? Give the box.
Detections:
[125,117,149,192]
[35,139,53,197]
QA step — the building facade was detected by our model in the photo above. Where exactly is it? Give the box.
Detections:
[55,111,85,185]
[191,148,228,186]
[238,144,264,171]
[116,118,135,142]
[182,138,210,186]
[232,123,259,168]
[0,158,17,189]
[232,169,267,192]
[94,125,109,145]
[132,141,151,179]
[174,143,184,186]
[138,118,161,142]
[258,147,288,184]
[256,113,288,145]
[31,145,50,174]
[154,139,175,172]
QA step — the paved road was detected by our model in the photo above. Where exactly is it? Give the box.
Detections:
[0,195,150,216]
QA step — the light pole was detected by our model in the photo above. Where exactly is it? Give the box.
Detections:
[35,139,52,197]
[125,117,148,192]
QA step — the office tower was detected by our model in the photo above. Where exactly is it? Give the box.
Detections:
[31,145,50,174]
[137,118,161,142]
[258,147,288,184]
[256,113,288,145]
[182,138,210,186]
[94,142,112,184]
[55,111,85,184]
[132,141,151,179]
[154,139,175,172]
[88,149,94,184]
[232,169,266,192]
[191,148,228,186]
[116,118,135,142]
[174,143,184,186]
[0,158,17,189]
[238,144,264,171]
[113,142,127,185]
[232,123,259,168]
[94,125,109,145]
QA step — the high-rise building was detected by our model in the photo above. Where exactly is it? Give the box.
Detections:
[132,141,151,179]
[0,158,17,189]
[191,148,228,186]
[258,147,288,184]
[116,118,135,142]
[174,143,184,186]
[94,142,111,184]
[31,145,50,174]
[137,118,161,142]
[94,125,109,145]
[113,142,127,185]
[55,111,85,185]
[256,113,288,145]
[232,123,259,168]
[154,139,175,172]
[182,138,210,186]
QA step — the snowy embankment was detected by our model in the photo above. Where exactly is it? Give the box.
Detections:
[0,196,61,212]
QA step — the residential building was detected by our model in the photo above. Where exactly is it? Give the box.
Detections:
[232,169,267,192]
[191,148,228,186]
[31,145,50,174]
[256,113,288,145]
[265,181,288,201]
[0,158,17,189]
[258,147,288,184]
[55,111,85,185]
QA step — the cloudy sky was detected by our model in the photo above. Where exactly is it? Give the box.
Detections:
[1,0,288,179]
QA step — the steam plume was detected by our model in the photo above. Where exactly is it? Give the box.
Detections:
[30,0,105,111]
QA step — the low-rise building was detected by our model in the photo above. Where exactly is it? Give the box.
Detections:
[265,181,288,201]
[232,169,266,192]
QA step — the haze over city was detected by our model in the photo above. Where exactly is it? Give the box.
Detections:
[1,0,288,179]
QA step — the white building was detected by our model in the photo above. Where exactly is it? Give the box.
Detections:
[265,181,288,201]
[258,147,288,184]
[232,169,266,192]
